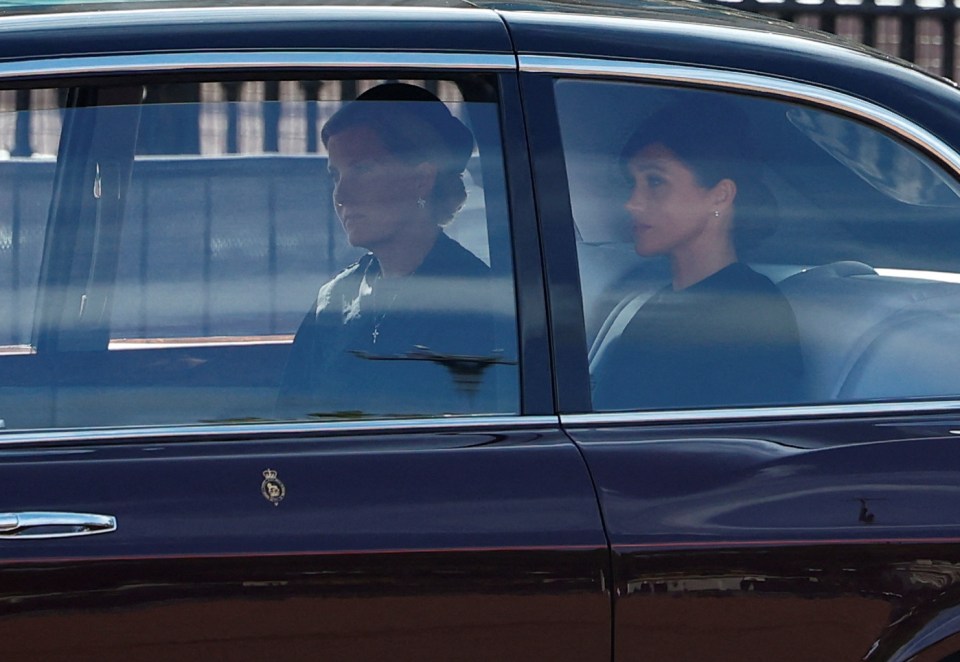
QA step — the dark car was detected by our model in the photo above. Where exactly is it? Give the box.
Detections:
[4,0,960,659]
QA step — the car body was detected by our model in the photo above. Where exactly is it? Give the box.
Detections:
[3,0,960,660]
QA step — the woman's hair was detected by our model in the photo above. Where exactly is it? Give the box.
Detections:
[321,82,475,226]
[620,95,778,252]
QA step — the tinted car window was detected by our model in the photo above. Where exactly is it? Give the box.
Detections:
[555,80,960,411]
[4,76,519,430]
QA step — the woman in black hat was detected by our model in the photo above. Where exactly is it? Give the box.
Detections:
[278,83,498,418]
[591,96,804,410]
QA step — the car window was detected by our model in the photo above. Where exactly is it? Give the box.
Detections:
[555,79,960,412]
[2,76,519,431]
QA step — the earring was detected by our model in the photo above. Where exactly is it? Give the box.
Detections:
[417,196,426,209]
[713,210,720,218]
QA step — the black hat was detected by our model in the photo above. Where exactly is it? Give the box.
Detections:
[322,82,474,174]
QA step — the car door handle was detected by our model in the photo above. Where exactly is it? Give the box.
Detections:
[0,512,117,539]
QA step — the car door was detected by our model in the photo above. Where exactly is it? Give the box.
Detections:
[523,58,960,661]
[0,57,611,661]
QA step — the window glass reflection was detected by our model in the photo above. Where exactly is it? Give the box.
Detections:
[0,77,519,431]
[556,80,960,411]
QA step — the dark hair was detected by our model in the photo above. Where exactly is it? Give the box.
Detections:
[620,95,778,252]
[321,82,475,226]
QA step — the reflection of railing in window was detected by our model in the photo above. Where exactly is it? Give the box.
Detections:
[0,89,62,157]
[0,154,345,349]
[114,155,351,341]
[0,79,466,348]
[197,79,461,156]
[0,80,460,158]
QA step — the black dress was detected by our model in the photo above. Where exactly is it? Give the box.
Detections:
[278,232,510,418]
[592,263,804,410]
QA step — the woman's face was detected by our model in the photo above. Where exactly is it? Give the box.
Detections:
[624,143,719,259]
[327,124,426,251]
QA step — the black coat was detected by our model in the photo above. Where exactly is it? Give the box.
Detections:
[592,263,804,411]
[278,232,514,418]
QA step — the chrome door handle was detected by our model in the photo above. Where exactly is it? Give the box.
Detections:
[0,512,117,539]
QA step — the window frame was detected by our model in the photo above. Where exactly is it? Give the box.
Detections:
[519,56,960,424]
[0,52,556,441]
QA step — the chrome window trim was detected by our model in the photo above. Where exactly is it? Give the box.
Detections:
[562,400,960,427]
[0,6,498,31]
[0,46,516,442]
[0,415,559,447]
[521,56,960,180]
[0,52,515,81]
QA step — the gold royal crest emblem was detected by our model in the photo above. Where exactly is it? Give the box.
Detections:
[261,468,286,506]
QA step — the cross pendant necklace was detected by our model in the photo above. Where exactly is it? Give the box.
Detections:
[370,292,398,344]
[368,265,399,345]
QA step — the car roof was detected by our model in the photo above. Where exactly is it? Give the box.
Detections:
[0,0,910,73]
[0,0,771,13]
[0,0,956,145]
[0,0,919,67]
[0,0,824,36]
